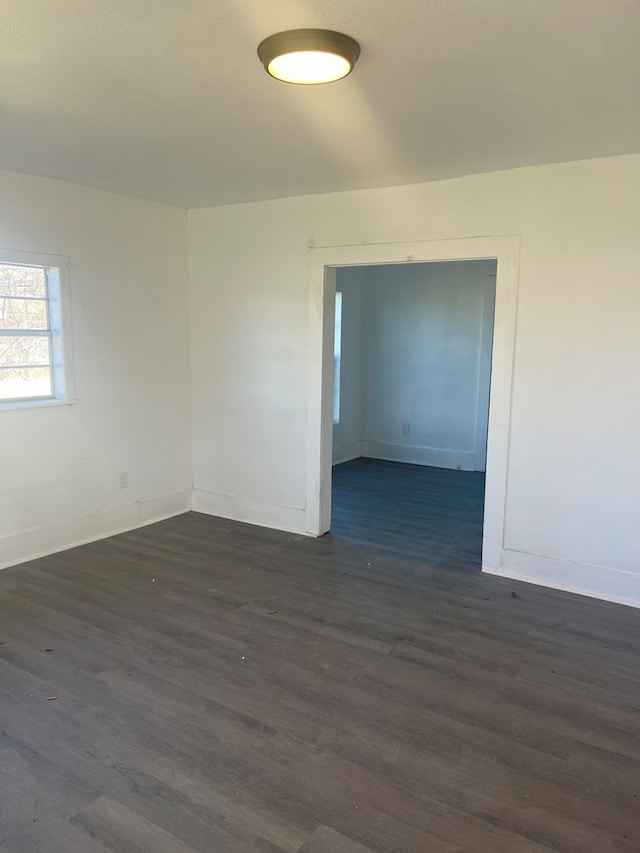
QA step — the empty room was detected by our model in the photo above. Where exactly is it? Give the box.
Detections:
[1,2,639,852]
[331,260,496,567]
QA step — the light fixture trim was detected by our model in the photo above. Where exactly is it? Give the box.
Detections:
[257,28,361,85]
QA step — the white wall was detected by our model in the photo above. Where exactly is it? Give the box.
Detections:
[189,153,640,607]
[0,170,192,568]
[335,260,496,471]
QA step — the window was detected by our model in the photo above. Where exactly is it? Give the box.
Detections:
[333,290,343,424]
[0,251,74,406]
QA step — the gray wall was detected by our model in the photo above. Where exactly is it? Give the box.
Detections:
[334,260,496,471]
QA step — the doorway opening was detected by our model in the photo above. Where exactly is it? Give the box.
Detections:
[331,259,496,567]
[306,237,520,575]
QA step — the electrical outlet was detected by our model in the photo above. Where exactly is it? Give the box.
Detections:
[401,421,410,436]
[118,471,129,489]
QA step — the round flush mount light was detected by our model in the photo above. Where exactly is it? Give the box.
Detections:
[257,29,361,85]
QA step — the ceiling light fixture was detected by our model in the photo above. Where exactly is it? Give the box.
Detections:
[257,29,360,85]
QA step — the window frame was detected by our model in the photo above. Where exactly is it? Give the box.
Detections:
[333,290,343,425]
[0,249,75,410]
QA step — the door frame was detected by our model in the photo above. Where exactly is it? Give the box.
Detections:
[305,235,520,572]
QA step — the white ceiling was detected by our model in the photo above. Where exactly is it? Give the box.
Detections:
[2,0,639,208]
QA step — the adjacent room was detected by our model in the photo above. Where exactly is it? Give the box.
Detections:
[331,260,496,566]
[1,2,639,851]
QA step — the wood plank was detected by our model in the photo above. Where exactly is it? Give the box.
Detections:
[0,460,639,851]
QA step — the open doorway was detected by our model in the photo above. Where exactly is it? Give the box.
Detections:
[331,259,496,567]
[306,236,520,576]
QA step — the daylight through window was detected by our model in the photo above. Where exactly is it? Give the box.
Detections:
[0,258,71,405]
[333,290,343,424]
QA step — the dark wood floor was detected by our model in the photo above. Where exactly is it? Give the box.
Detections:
[1,467,639,851]
[332,458,485,567]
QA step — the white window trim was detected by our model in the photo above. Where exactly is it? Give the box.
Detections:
[333,290,342,425]
[0,248,76,410]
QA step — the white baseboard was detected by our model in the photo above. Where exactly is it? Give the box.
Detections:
[192,488,309,536]
[362,441,477,471]
[332,440,363,466]
[485,548,640,610]
[0,489,192,572]
[5,489,637,611]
